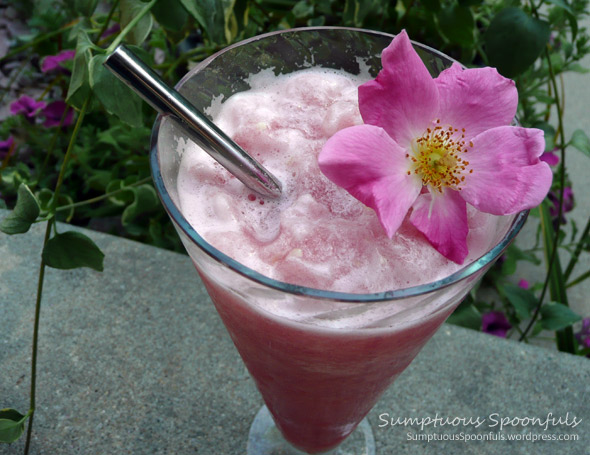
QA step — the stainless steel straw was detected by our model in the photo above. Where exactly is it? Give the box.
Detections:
[103,44,282,199]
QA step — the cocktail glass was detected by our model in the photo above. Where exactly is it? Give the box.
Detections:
[150,27,527,455]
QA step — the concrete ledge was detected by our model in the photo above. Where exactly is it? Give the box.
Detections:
[1,217,589,454]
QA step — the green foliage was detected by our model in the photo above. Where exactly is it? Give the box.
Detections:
[0,409,28,444]
[89,54,144,127]
[42,231,105,271]
[484,7,551,77]
[0,185,40,235]
[570,129,590,157]
[540,302,582,330]
[1,0,590,447]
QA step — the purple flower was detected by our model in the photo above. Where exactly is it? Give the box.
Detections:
[42,101,74,128]
[41,49,75,73]
[548,187,574,218]
[0,136,15,160]
[540,150,559,166]
[575,317,590,350]
[10,95,47,119]
[101,23,120,39]
[482,311,512,338]
[518,279,530,289]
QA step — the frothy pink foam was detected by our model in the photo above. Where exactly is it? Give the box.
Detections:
[177,68,511,293]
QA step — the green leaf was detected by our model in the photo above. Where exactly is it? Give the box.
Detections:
[544,0,574,14]
[74,0,99,16]
[179,0,235,44]
[540,302,581,331]
[500,283,537,321]
[122,184,159,225]
[0,409,27,444]
[120,0,154,46]
[43,231,105,271]
[570,129,590,157]
[89,54,143,127]
[447,302,482,330]
[152,0,189,30]
[66,29,94,109]
[539,201,575,352]
[422,0,441,12]
[438,3,475,47]
[485,7,551,78]
[292,0,314,18]
[0,184,40,235]
[500,244,541,276]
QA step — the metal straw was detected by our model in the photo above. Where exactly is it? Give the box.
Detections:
[103,44,282,199]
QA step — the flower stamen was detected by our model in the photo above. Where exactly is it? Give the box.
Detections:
[409,120,472,192]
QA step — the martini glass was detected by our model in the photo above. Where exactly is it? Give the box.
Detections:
[150,27,527,455]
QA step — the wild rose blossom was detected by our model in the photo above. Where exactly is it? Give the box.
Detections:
[41,49,75,73]
[10,95,46,118]
[319,31,553,264]
[42,101,74,128]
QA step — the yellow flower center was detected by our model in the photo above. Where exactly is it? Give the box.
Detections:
[407,120,474,192]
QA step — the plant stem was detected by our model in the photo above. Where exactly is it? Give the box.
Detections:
[22,96,91,454]
[22,219,53,455]
[96,0,120,42]
[0,21,79,64]
[519,46,568,343]
[106,0,158,54]
[51,97,91,210]
[566,269,590,288]
[55,176,152,212]
[38,108,73,183]
[564,216,590,281]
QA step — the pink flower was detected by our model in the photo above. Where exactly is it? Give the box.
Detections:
[548,187,574,218]
[518,279,530,289]
[319,31,553,264]
[575,318,590,350]
[41,49,75,73]
[10,95,47,118]
[482,311,512,338]
[101,23,120,39]
[42,101,74,128]
[540,150,559,166]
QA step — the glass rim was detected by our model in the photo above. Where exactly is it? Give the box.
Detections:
[150,26,529,303]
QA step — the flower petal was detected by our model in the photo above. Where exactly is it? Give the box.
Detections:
[319,124,421,237]
[409,189,469,264]
[358,30,439,147]
[41,49,75,73]
[435,63,518,138]
[461,126,553,214]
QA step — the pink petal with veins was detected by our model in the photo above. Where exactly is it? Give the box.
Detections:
[434,63,518,139]
[461,126,552,214]
[359,30,439,148]
[410,189,469,264]
[319,124,421,237]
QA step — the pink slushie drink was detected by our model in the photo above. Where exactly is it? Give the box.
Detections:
[175,68,512,453]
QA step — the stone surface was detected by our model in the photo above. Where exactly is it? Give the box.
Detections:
[1,217,589,454]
